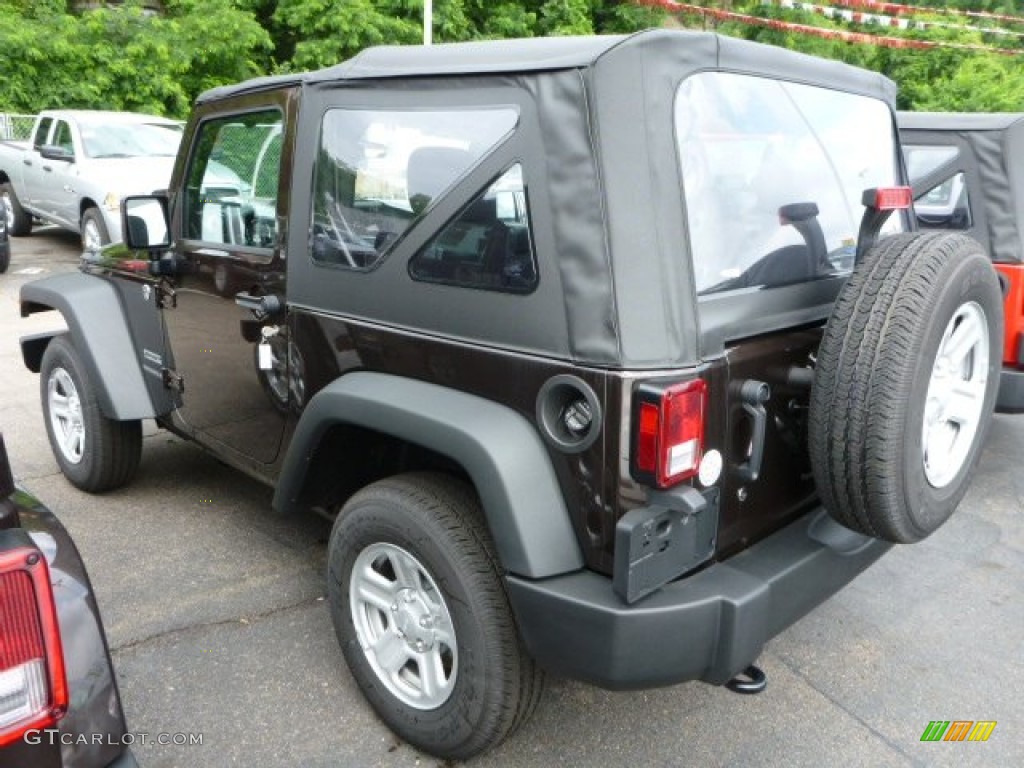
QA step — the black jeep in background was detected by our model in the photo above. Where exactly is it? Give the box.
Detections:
[18,31,1003,759]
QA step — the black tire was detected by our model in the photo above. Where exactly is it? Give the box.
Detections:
[0,242,9,274]
[1,182,32,236]
[81,207,109,251]
[327,472,544,760]
[40,335,142,493]
[810,232,1003,543]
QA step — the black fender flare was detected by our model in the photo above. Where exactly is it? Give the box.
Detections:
[20,273,157,420]
[274,372,584,579]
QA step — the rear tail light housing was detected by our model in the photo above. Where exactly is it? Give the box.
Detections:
[630,378,707,488]
[0,545,67,747]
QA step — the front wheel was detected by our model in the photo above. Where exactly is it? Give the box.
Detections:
[40,335,142,492]
[327,473,544,759]
[81,207,109,252]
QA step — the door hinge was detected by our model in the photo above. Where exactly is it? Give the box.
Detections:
[162,368,185,393]
[156,280,177,309]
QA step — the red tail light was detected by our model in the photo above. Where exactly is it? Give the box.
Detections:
[0,546,68,747]
[631,378,707,488]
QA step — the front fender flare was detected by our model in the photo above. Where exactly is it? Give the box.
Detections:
[20,273,157,420]
[274,372,584,579]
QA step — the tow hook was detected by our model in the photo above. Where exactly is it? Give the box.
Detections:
[725,665,767,694]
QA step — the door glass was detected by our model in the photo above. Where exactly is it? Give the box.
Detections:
[184,110,283,249]
[32,118,52,150]
[52,121,74,156]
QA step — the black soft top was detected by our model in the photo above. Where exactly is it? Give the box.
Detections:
[899,111,1024,264]
[198,29,896,105]
[198,30,899,368]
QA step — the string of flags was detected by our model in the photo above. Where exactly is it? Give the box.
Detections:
[768,1,1024,38]
[635,1,1023,55]
[830,0,1024,26]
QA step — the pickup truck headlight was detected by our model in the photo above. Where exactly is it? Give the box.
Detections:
[102,193,121,212]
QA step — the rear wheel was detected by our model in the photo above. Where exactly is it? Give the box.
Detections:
[327,473,543,759]
[810,232,1003,542]
[1,182,32,236]
[40,335,142,492]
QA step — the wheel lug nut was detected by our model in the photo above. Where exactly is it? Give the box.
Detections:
[390,603,398,612]
[404,592,414,603]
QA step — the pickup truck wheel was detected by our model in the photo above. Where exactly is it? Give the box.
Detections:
[327,472,544,759]
[81,208,109,251]
[809,232,1002,542]
[1,182,32,236]
[40,335,142,493]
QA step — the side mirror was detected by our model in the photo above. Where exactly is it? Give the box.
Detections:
[122,195,171,250]
[40,144,74,163]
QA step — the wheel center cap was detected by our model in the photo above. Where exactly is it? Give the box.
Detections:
[392,588,435,651]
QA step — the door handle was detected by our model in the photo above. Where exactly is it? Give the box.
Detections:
[734,380,771,483]
[235,291,283,319]
[22,158,31,166]
[42,166,52,173]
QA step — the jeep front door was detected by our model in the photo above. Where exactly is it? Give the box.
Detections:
[162,94,295,467]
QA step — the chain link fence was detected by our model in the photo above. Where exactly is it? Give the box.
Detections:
[0,113,37,142]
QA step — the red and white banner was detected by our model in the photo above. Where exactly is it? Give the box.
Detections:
[832,0,1024,26]
[770,0,1024,38]
[636,1,1023,55]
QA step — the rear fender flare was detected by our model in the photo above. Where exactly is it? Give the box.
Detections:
[274,372,584,579]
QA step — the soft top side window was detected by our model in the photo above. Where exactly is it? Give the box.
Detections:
[311,107,518,271]
[409,164,537,294]
[675,73,902,296]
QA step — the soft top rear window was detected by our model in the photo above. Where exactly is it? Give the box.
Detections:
[675,73,902,296]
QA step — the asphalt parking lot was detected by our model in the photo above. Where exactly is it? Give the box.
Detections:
[1,229,1021,768]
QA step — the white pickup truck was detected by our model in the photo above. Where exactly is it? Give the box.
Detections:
[0,110,185,250]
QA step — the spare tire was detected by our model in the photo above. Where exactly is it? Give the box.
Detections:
[809,231,1002,543]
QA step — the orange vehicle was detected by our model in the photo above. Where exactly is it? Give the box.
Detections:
[899,112,1024,412]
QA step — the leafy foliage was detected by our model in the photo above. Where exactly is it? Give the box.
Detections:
[0,1,1021,116]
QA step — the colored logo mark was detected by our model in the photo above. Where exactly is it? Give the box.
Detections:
[920,721,997,742]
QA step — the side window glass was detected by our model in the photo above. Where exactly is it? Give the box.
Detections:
[184,109,282,249]
[914,172,972,231]
[52,121,74,156]
[32,118,53,151]
[312,107,518,270]
[410,164,537,293]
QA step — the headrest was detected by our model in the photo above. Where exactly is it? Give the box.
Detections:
[460,197,497,224]
[407,146,473,213]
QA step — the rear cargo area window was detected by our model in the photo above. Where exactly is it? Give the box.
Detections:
[675,73,902,295]
[409,164,537,293]
[311,108,518,271]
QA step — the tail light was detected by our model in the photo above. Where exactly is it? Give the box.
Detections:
[630,378,707,488]
[0,545,67,747]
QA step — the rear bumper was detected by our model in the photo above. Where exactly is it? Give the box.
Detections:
[506,509,890,690]
[996,366,1024,413]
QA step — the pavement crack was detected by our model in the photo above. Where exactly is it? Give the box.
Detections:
[769,651,927,768]
[109,593,326,654]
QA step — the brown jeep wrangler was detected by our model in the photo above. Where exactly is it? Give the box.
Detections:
[19,30,1002,759]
